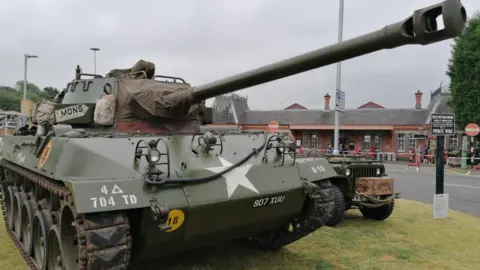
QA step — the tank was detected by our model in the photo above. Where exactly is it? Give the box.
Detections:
[0,1,466,269]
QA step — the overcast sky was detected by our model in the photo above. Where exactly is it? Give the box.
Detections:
[1,0,478,110]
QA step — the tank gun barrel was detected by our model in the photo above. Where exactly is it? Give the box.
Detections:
[190,0,466,101]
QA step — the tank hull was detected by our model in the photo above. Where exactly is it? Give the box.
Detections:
[0,132,337,268]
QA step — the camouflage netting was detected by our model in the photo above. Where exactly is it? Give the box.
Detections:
[115,77,205,132]
[106,59,156,79]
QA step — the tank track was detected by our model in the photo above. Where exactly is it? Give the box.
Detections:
[0,158,132,270]
[245,179,334,249]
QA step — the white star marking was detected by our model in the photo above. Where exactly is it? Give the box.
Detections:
[205,157,259,199]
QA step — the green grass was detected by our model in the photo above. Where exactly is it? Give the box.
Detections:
[2,199,480,269]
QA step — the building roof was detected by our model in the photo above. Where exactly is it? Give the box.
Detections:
[211,86,454,127]
[284,103,307,110]
[241,108,429,125]
[357,102,385,109]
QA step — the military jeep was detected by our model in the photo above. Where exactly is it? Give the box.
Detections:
[324,154,400,226]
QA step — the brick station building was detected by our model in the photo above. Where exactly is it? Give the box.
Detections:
[209,87,463,159]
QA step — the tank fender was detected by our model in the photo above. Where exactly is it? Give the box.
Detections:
[296,159,339,182]
[63,178,177,214]
[329,176,350,193]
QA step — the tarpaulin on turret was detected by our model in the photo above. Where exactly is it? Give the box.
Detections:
[114,78,205,133]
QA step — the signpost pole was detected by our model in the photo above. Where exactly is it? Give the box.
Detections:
[461,136,468,169]
[430,113,454,219]
[435,135,445,194]
[464,123,480,171]
[334,89,345,154]
[333,0,344,155]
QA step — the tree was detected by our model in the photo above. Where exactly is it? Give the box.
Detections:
[0,81,59,111]
[447,12,480,130]
[15,80,42,95]
[42,86,59,101]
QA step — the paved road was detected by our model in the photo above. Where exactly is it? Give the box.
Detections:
[385,164,480,217]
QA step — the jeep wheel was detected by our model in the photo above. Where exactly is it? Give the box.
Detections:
[360,200,394,221]
[326,184,345,226]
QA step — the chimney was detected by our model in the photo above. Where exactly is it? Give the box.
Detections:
[324,93,330,110]
[415,90,422,109]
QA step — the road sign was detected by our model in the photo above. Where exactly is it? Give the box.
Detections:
[431,113,455,136]
[335,89,345,112]
[433,193,449,219]
[268,120,279,133]
[465,123,480,137]
[430,113,454,211]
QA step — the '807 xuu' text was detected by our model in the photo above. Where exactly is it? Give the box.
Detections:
[252,195,285,208]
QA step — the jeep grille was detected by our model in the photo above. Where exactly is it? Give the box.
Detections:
[350,167,378,178]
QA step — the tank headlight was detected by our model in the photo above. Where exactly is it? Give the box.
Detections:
[148,149,161,163]
[346,168,351,176]
[376,168,381,175]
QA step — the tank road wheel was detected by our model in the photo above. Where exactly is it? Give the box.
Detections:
[21,199,39,255]
[47,225,63,270]
[5,186,17,230]
[244,179,334,250]
[325,184,346,227]
[32,210,53,270]
[0,159,133,270]
[13,191,28,241]
[360,200,395,221]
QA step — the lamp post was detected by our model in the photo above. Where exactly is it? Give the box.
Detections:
[90,47,100,74]
[333,0,344,155]
[23,53,38,125]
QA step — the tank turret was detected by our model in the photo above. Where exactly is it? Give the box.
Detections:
[40,0,466,136]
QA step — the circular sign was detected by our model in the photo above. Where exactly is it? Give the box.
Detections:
[38,141,53,169]
[165,209,185,232]
[465,123,480,137]
[268,120,279,133]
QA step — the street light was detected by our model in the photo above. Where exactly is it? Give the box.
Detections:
[23,53,38,125]
[332,0,344,155]
[90,47,100,74]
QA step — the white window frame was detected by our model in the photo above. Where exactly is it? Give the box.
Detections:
[302,133,310,149]
[373,134,382,151]
[363,134,371,151]
[311,134,319,149]
[396,133,406,152]
[408,134,417,150]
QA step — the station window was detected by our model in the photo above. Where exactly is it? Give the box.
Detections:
[302,133,310,149]
[363,134,371,151]
[311,134,319,149]
[408,134,417,150]
[396,133,405,152]
[373,135,382,151]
